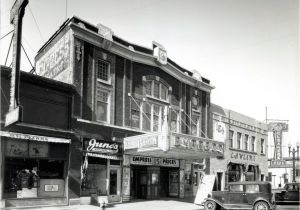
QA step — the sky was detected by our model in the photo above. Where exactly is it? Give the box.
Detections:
[1,0,299,154]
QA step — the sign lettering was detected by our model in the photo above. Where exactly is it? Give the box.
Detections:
[84,138,120,155]
[131,156,179,167]
[231,152,256,162]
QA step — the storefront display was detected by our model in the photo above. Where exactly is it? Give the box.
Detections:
[3,136,69,199]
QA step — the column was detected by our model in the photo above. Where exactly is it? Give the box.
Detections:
[179,160,185,198]
[122,155,131,201]
[239,165,244,182]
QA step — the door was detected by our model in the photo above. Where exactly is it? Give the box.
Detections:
[108,167,121,202]
[169,170,179,197]
[228,184,247,204]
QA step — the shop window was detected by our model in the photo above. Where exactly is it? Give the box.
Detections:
[237,132,242,149]
[246,185,259,193]
[261,138,265,154]
[97,59,110,84]
[251,136,255,152]
[229,130,234,148]
[96,89,110,122]
[244,134,249,151]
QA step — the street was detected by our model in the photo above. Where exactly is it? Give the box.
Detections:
[5,200,299,210]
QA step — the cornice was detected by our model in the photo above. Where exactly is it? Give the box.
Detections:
[69,23,214,93]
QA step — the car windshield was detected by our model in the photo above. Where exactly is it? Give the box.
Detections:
[230,184,243,192]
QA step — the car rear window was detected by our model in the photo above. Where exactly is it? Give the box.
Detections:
[246,185,259,193]
[230,185,243,192]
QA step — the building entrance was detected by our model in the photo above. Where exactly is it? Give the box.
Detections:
[131,166,179,200]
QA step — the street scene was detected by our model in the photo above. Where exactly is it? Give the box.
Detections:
[0,0,299,210]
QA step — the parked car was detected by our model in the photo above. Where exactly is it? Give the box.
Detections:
[203,181,276,210]
[275,182,300,204]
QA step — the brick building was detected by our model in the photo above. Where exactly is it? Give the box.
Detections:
[34,16,224,204]
[210,104,269,191]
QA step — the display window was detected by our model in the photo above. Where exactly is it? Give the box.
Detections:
[3,139,68,199]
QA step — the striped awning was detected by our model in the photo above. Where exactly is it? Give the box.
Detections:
[0,131,71,144]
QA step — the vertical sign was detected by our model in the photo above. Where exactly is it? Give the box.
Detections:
[5,0,28,127]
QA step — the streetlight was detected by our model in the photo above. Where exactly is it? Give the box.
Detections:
[288,143,300,182]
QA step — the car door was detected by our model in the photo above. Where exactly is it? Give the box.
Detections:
[245,184,261,204]
[228,184,247,204]
[285,183,300,202]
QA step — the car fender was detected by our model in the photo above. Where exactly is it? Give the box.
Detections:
[252,197,273,208]
[204,198,225,208]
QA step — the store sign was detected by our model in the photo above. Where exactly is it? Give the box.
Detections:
[84,138,121,155]
[213,121,226,142]
[270,160,286,167]
[131,156,179,167]
[124,134,159,150]
[231,152,256,162]
[44,184,59,192]
[36,31,72,84]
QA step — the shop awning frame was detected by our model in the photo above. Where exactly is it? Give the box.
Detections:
[0,131,71,144]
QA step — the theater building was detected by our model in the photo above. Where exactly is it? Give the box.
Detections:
[34,16,224,203]
[209,104,268,190]
[0,66,74,208]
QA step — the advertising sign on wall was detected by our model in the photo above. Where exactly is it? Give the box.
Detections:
[213,121,226,142]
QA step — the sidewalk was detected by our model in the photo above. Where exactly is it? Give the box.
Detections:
[4,199,204,210]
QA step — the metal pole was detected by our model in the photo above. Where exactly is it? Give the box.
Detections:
[292,148,296,182]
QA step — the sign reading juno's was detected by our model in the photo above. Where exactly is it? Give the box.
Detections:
[83,138,122,155]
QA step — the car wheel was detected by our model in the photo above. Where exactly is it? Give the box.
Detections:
[204,200,217,210]
[254,201,269,210]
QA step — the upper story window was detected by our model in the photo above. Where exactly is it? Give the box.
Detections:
[237,132,242,149]
[261,138,265,154]
[191,114,201,136]
[251,136,256,152]
[244,134,249,150]
[144,78,170,102]
[97,59,111,84]
[96,89,110,122]
[229,130,234,148]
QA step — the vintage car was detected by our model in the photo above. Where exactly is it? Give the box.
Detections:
[203,181,276,210]
[275,182,300,204]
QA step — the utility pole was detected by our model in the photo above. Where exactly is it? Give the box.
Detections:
[5,0,28,127]
[288,144,300,182]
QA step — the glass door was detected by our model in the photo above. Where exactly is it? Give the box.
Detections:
[108,167,121,202]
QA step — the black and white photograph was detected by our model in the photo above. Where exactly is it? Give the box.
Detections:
[0,0,299,209]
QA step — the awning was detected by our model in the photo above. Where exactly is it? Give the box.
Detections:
[85,152,122,160]
[0,131,71,144]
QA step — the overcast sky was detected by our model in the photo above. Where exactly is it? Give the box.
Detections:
[1,0,299,152]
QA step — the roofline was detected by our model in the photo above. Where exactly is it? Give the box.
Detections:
[36,16,213,87]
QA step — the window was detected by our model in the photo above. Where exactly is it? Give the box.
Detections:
[244,134,249,150]
[251,136,255,152]
[153,104,160,132]
[131,100,140,128]
[144,80,169,101]
[96,89,109,122]
[237,132,242,149]
[261,138,265,154]
[230,185,243,192]
[229,130,234,148]
[170,109,180,133]
[97,60,110,83]
[191,114,200,136]
[246,185,259,193]
[143,103,151,131]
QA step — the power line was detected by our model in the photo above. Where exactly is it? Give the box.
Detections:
[5,34,13,66]
[28,5,44,42]
[21,43,34,70]
[0,30,13,40]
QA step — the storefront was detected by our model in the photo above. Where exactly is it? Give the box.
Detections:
[1,131,70,202]
[81,137,122,203]
[128,155,180,200]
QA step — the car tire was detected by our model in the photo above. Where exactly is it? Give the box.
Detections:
[254,201,269,210]
[204,200,217,210]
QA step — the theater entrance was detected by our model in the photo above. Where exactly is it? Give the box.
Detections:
[130,166,179,200]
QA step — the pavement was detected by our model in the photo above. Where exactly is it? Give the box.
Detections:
[4,200,204,210]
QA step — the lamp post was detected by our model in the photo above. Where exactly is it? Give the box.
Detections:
[288,143,300,182]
